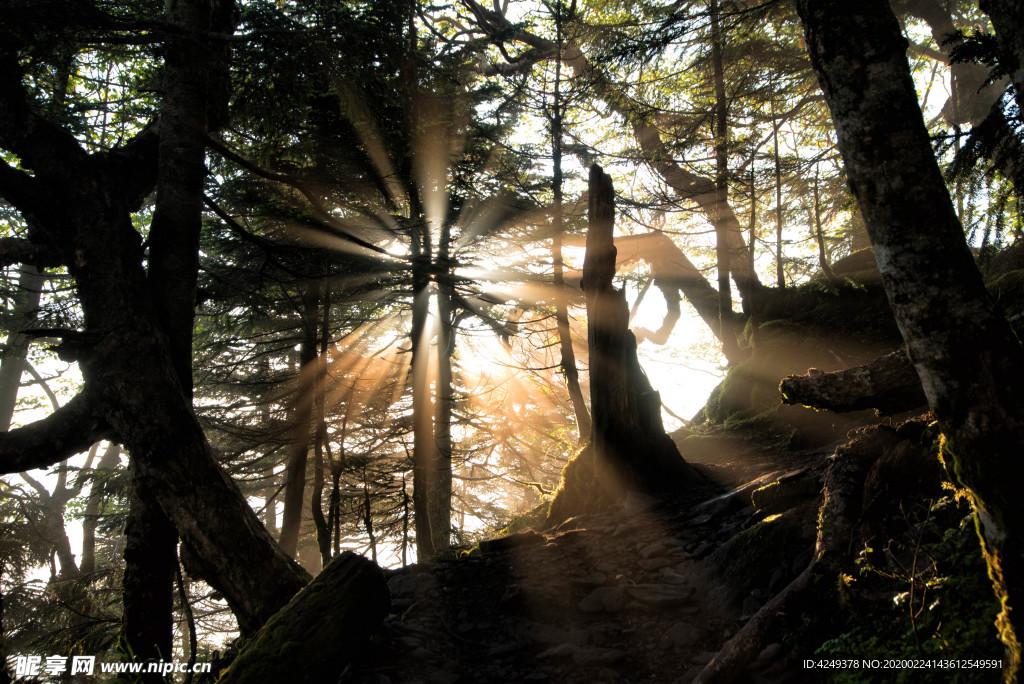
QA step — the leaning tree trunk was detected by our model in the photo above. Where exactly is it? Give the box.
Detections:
[797,0,1024,677]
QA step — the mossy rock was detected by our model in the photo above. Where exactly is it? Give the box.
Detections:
[709,320,839,424]
[545,444,623,527]
[218,552,389,684]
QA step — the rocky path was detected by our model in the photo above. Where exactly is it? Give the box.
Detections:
[343,443,831,684]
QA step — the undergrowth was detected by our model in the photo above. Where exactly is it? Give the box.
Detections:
[814,494,1002,683]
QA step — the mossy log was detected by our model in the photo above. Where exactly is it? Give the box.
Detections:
[218,552,389,684]
[779,349,926,415]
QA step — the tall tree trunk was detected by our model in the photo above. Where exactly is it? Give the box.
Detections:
[710,0,743,364]
[0,265,44,430]
[433,280,455,555]
[259,359,278,536]
[746,153,761,350]
[812,167,836,281]
[279,283,320,557]
[772,115,785,288]
[81,442,121,575]
[410,228,436,561]
[312,418,331,566]
[797,1,1024,677]
[550,4,592,441]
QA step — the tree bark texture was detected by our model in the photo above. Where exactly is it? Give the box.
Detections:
[798,0,1024,676]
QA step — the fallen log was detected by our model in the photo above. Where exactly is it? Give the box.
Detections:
[779,349,926,415]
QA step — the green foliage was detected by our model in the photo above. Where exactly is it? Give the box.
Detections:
[815,496,1002,683]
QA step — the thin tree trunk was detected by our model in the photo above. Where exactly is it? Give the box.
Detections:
[175,559,198,684]
[312,418,331,565]
[798,1,1024,677]
[260,359,278,536]
[401,473,410,567]
[710,0,743,364]
[331,466,341,558]
[279,283,320,557]
[311,285,332,566]
[550,6,592,441]
[81,442,121,575]
[772,116,785,288]
[747,153,761,350]
[410,231,436,561]
[812,167,836,281]
[433,281,454,555]
[362,464,377,564]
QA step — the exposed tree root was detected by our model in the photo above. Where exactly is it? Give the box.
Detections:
[693,426,903,682]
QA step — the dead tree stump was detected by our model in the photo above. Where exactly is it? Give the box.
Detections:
[547,165,702,525]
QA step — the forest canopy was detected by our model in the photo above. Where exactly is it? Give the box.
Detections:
[1,0,1024,681]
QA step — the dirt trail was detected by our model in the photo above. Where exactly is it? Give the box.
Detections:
[343,441,831,684]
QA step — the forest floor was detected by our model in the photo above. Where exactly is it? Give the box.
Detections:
[342,430,834,684]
